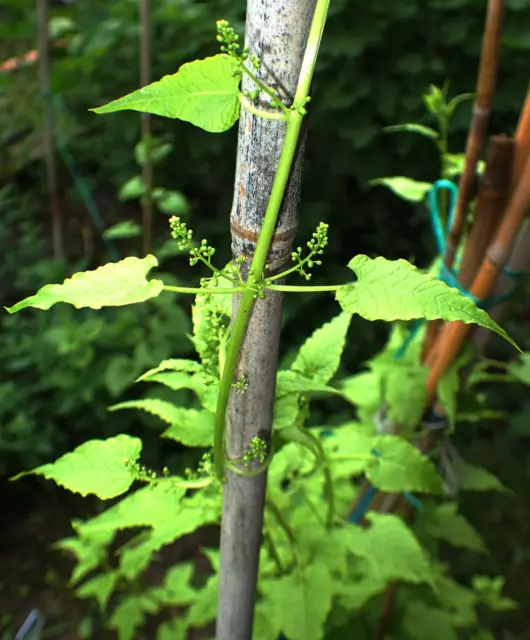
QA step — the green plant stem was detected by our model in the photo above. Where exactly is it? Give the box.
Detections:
[213,0,331,482]
[241,65,290,115]
[264,527,285,574]
[163,285,248,295]
[266,252,321,282]
[302,427,335,528]
[266,499,297,566]
[266,283,342,292]
[239,94,288,121]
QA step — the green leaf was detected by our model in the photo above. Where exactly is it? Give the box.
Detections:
[154,189,190,216]
[383,123,439,139]
[367,435,444,494]
[370,177,432,202]
[6,255,164,313]
[76,571,119,611]
[157,619,187,640]
[437,352,470,432]
[109,398,185,426]
[454,459,506,492]
[291,311,353,383]
[403,602,458,640]
[424,503,486,552]
[339,371,382,409]
[336,575,387,611]
[118,176,147,201]
[91,55,241,133]
[137,358,203,381]
[103,221,143,239]
[434,574,478,627]
[260,564,334,640]
[385,365,428,432]
[149,563,196,606]
[336,255,518,349]
[323,423,374,478]
[108,595,158,640]
[11,435,141,499]
[105,355,136,397]
[187,574,219,627]
[276,370,340,397]
[345,513,433,585]
[273,394,300,431]
[161,409,215,447]
[508,352,530,384]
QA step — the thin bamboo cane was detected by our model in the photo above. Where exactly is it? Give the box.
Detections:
[139,0,153,255]
[424,151,530,398]
[37,0,63,258]
[444,0,505,270]
[421,0,505,362]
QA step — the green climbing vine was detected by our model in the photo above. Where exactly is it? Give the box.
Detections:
[6,9,523,640]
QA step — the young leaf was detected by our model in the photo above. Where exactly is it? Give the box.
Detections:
[76,571,119,611]
[276,370,340,397]
[103,221,143,240]
[403,602,458,640]
[291,311,353,384]
[118,175,147,201]
[161,408,215,447]
[108,595,158,640]
[11,435,142,499]
[454,459,506,492]
[137,359,203,381]
[385,365,428,432]
[260,564,334,640]
[6,255,164,313]
[345,513,434,585]
[110,398,185,426]
[149,563,196,607]
[367,435,444,494]
[157,619,187,640]
[424,503,486,553]
[336,255,518,349]
[370,177,432,202]
[508,352,530,384]
[91,55,241,133]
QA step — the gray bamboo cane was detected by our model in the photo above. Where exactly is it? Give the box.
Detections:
[216,1,316,638]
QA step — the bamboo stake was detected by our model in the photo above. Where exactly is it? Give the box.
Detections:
[425,151,530,398]
[421,0,505,361]
[216,1,318,637]
[139,0,152,256]
[37,0,63,258]
[444,0,505,270]
[457,135,514,288]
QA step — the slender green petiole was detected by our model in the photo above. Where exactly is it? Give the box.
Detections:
[241,65,290,115]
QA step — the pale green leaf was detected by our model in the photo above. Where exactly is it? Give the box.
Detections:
[336,575,387,610]
[339,371,382,409]
[103,221,143,239]
[367,435,443,493]
[273,394,300,431]
[370,177,432,202]
[55,535,111,586]
[385,365,428,432]
[11,435,141,499]
[345,513,433,585]
[162,409,215,447]
[155,189,190,216]
[383,123,439,139]
[336,255,517,349]
[76,571,119,611]
[92,55,241,133]
[109,398,184,426]
[425,503,486,552]
[260,564,333,640]
[323,423,374,478]
[6,255,164,313]
[276,370,340,397]
[149,563,196,606]
[291,311,353,383]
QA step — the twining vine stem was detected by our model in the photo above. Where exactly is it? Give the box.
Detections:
[212,0,332,481]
